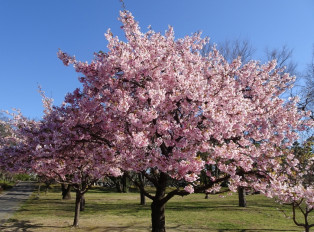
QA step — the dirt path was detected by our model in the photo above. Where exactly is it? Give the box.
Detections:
[0,181,36,224]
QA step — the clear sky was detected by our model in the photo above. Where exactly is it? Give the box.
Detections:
[0,0,313,120]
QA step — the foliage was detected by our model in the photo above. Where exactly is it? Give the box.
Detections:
[270,137,314,232]
[56,10,313,231]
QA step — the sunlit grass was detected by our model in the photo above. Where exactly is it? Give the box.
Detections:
[0,185,309,231]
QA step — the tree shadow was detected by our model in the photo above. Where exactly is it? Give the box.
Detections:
[0,219,71,232]
[84,225,149,232]
[217,230,299,232]
[0,219,42,232]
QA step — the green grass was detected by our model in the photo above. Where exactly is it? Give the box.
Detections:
[0,185,311,231]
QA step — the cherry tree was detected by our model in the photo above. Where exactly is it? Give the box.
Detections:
[0,111,38,175]
[0,91,122,227]
[270,139,314,232]
[58,10,312,232]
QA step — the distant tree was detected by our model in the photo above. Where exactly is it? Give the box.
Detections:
[0,113,11,142]
[300,47,314,120]
[292,137,314,185]
[201,39,255,64]
[271,137,314,232]
[61,183,72,200]
[0,113,17,183]
[138,172,147,205]
[265,45,297,75]
[109,173,130,193]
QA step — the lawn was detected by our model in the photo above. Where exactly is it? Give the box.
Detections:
[0,185,309,232]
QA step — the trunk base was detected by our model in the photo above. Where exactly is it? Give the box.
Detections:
[238,187,247,207]
[62,184,72,200]
[151,201,166,232]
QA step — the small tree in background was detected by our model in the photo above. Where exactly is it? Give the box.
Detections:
[300,47,314,120]
[270,137,313,232]
[0,91,122,227]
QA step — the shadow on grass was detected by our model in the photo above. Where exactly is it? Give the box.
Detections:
[217,230,299,232]
[70,200,281,216]
[84,225,149,232]
[39,185,141,196]
[83,202,150,216]
[81,225,300,232]
[0,219,71,232]
[16,198,74,213]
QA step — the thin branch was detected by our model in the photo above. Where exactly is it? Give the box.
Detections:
[162,189,190,204]
[292,203,305,227]
[126,173,155,200]
[195,174,231,193]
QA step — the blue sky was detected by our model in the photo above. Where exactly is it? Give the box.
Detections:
[0,0,313,120]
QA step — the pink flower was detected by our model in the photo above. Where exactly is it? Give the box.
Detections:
[184,185,194,194]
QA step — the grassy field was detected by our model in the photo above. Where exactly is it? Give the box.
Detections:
[0,185,309,232]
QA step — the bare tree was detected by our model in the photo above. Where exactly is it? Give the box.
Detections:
[218,39,255,63]
[301,47,314,119]
[201,39,255,64]
[265,45,298,75]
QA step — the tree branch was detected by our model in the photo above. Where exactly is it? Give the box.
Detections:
[126,172,155,200]
[162,189,190,204]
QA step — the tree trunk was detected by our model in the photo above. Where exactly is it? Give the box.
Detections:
[304,207,310,232]
[61,184,72,200]
[45,183,51,195]
[138,173,146,205]
[151,172,168,232]
[140,190,146,205]
[80,195,85,211]
[151,200,166,232]
[238,186,247,207]
[113,178,123,192]
[122,174,129,193]
[37,184,41,195]
[73,190,83,227]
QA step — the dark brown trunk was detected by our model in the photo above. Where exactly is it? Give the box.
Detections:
[122,174,128,193]
[80,195,85,211]
[238,186,247,207]
[138,173,146,205]
[151,200,166,232]
[73,190,83,227]
[45,183,50,195]
[61,184,72,200]
[151,172,167,232]
[304,207,311,232]
[114,179,123,192]
[37,184,41,195]
[140,190,146,205]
